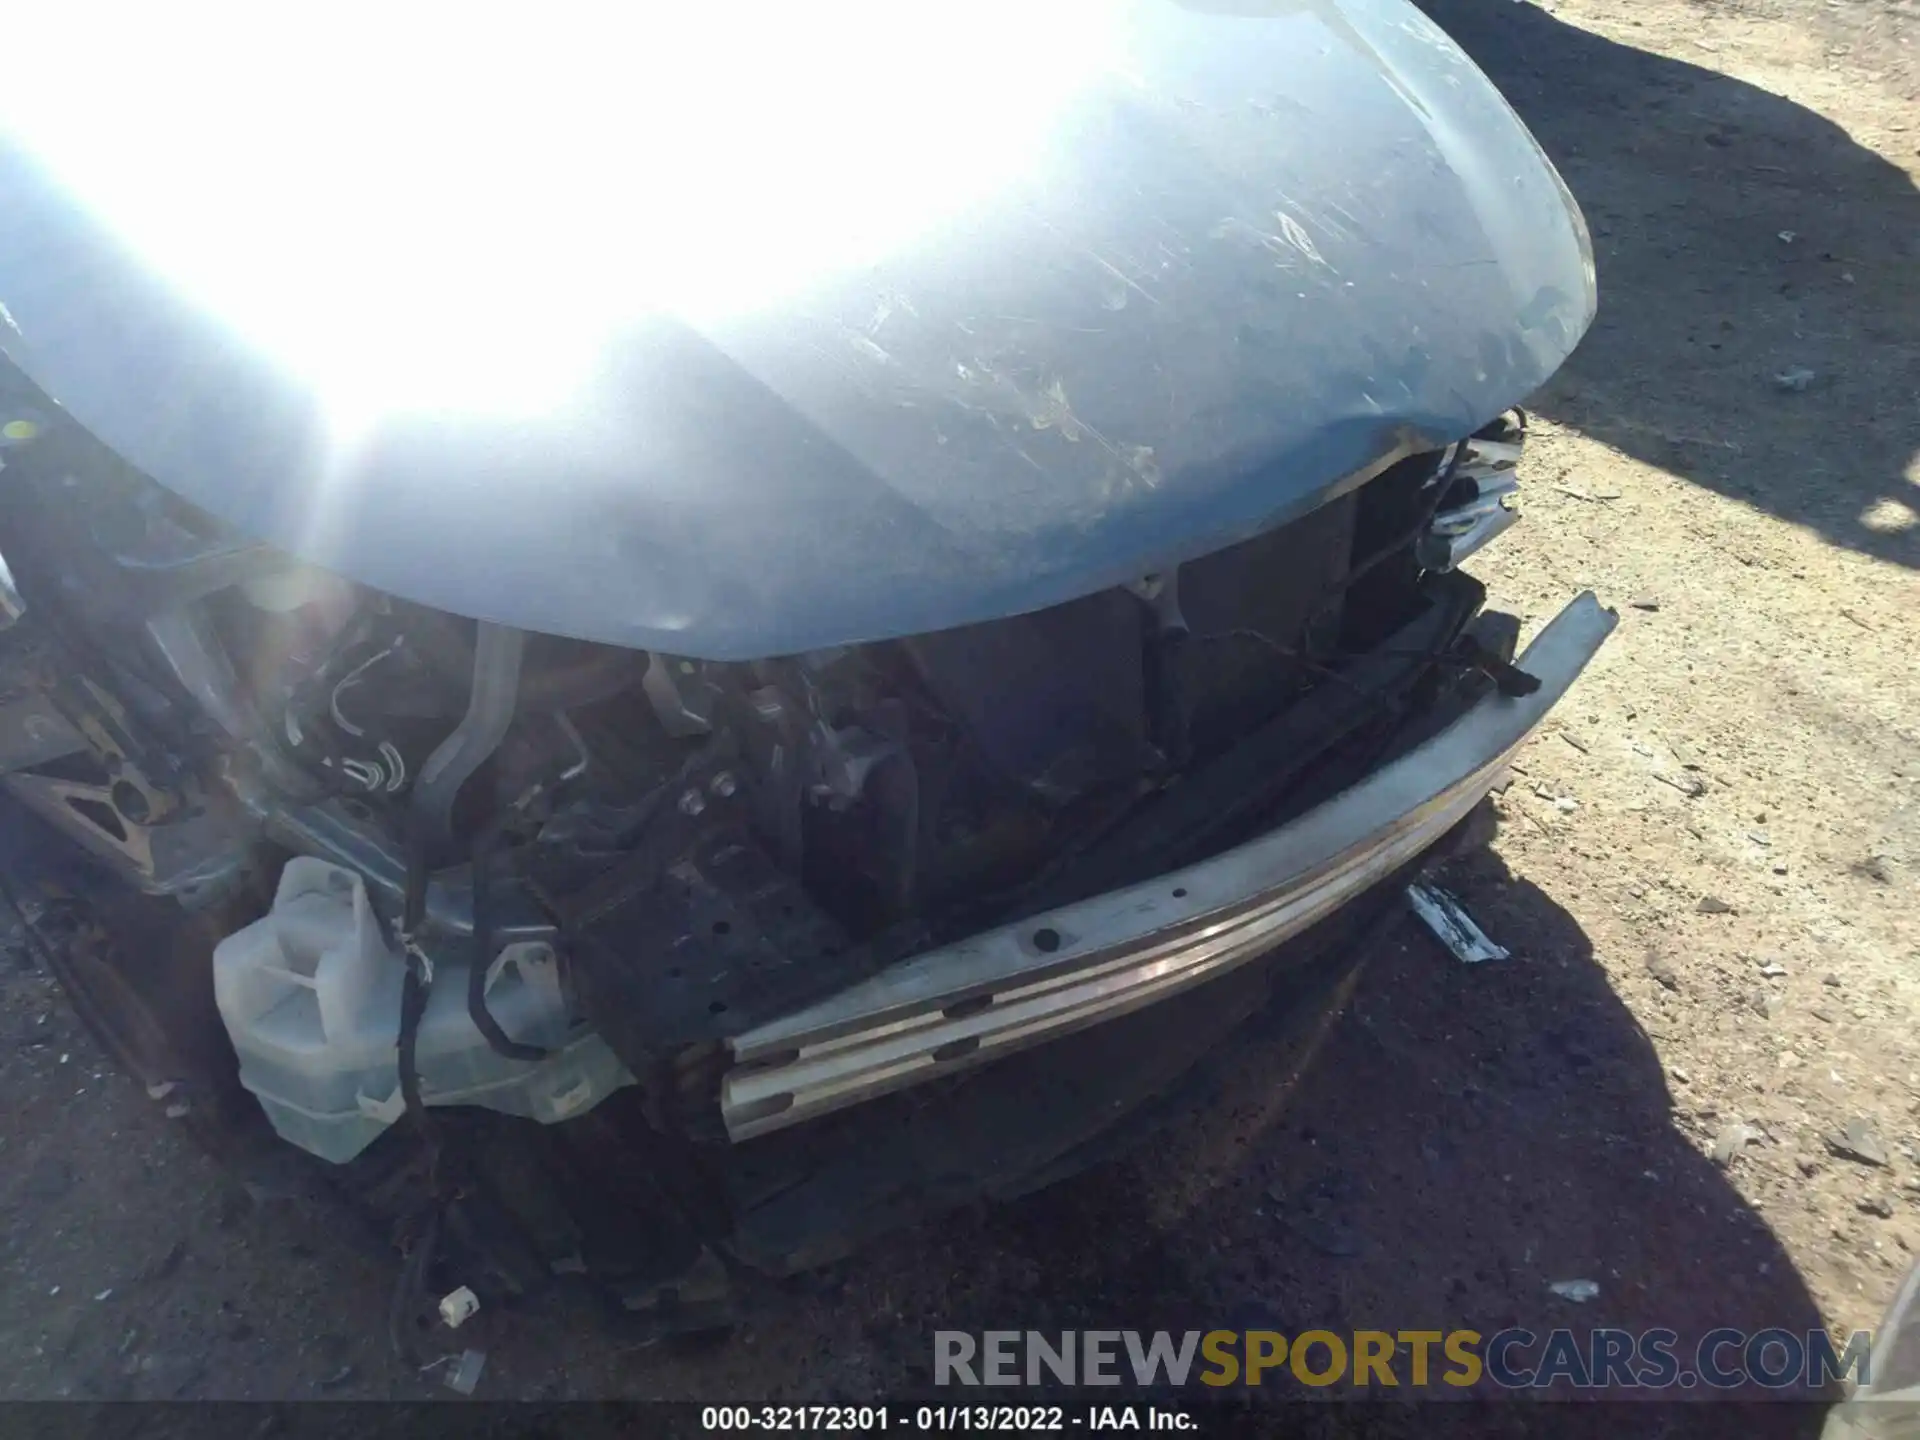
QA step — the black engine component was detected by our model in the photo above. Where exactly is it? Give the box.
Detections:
[898,587,1159,806]
[553,756,868,1131]
[565,825,853,1060]
[1169,487,1358,755]
[1003,568,1488,918]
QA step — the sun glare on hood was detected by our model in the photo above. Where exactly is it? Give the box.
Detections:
[0,3,1118,425]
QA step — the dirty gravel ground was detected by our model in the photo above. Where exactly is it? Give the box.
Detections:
[0,0,1915,1424]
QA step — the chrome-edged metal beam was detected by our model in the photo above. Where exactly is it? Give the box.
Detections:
[722,591,1617,1140]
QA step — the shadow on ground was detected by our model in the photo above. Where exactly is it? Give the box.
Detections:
[1424,0,1920,570]
[798,842,1831,1434]
[2,820,1839,1435]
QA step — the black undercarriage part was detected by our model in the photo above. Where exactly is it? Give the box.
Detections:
[548,752,868,1135]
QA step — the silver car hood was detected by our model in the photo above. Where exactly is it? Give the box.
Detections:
[0,0,1592,659]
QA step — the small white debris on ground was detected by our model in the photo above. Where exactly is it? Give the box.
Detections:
[445,1349,487,1395]
[438,1285,481,1330]
[1549,1280,1601,1303]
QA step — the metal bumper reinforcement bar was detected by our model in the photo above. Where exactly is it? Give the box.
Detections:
[722,591,1617,1140]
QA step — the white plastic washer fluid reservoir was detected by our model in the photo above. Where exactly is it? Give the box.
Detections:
[213,857,632,1163]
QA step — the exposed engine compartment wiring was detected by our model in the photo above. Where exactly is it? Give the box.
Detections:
[328,637,403,738]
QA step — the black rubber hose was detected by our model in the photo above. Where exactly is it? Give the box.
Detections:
[468,820,549,1064]
[395,814,435,1131]
[396,966,430,1122]
[389,815,458,1361]
[386,1205,441,1363]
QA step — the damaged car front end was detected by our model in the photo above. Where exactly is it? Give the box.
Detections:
[0,0,1609,1330]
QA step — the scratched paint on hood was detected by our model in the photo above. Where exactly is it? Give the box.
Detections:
[0,0,1593,658]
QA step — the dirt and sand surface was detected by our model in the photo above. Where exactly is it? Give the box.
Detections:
[0,0,1914,1429]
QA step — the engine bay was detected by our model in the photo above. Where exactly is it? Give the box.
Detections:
[0,388,1530,1169]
